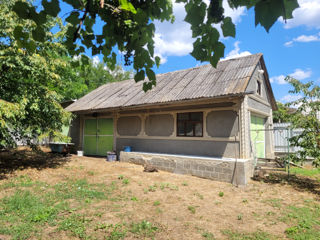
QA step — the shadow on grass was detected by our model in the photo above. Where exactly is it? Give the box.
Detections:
[253,172,320,197]
[0,148,70,180]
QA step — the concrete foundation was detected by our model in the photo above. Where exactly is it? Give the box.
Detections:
[120,151,253,185]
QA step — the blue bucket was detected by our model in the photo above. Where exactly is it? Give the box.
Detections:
[124,146,131,152]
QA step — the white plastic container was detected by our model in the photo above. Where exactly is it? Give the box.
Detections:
[77,151,83,157]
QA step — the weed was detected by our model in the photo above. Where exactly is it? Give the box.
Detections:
[242,199,248,203]
[87,171,95,176]
[54,179,106,200]
[131,196,138,201]
[59,214,89,239]
[218,191,224,197]
[237,214,243,220]
[182,181,188,186]
[118,175,124,180]
[153,200,161,206]
[263,198,282,208]
[159,182,178,191]
[122,179,129,185]
[202,231,215,240]
[148,184,157,192]
[129,220,158,237]
[188,206,196,214]
[194,192,204,200]
[106,224,127,240]
[156,207,163,214]
[221,229,274,240]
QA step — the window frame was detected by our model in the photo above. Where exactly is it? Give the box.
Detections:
[176,112,203,137]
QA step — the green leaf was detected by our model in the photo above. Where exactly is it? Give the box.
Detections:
[155,56,160,68]
[119,0,137,14]
[221,17,235,37]
[12,1,30,19]
[146,69,156,81]
[42,0,60,17]
[184,1,206,26]
[66,12,80,25]
[13,26,28,40]
[31,10,47,26]
[32,26,46,42]
[134,70,145,82]
[255,0,298,32]
[210,41,225,67]
[283,0,299,19]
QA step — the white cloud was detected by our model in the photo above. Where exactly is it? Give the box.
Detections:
[290,68,312,79]
[280,94,303,103]
[282,0,320,29]
[270,69,312,85]
[153,0,246,64]
[224,41,251,60]
[284,32,320,47]
[284,41,294,47]
[270,75,287,85]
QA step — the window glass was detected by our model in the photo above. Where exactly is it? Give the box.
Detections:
[186,122,194,136]
[194,123,203,137]
[177,113,189,120]
[177,112,203,137]
[177,121,185,136]
[190,112,203,121]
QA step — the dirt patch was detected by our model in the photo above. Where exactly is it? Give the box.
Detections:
[0,148,319,239]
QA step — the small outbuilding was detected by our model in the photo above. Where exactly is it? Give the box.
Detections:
[66,53,277,185]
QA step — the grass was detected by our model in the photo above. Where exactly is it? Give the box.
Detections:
[1,150,320,240]
[290,167,320,179]
[282,204,320,240]
[221,229,275,240]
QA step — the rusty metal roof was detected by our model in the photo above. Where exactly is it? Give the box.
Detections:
[66,53,274,113]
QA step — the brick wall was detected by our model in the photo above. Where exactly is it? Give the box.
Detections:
[120,152,253,185]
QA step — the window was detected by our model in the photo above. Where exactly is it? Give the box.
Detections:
[256,80,262,95]
[177,112,203,137]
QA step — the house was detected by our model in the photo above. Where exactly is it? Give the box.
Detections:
[66,53,277,185]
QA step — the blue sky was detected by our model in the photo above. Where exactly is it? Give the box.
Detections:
[57,0,319,103]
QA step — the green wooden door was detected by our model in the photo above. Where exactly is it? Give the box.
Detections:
[250,115,265,158]
[83,118,113,156]
[97,118,113,156]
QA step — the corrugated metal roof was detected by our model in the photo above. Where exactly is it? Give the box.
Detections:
[66,53,263,112]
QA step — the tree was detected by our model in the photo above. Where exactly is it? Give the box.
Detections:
[273,102,294,123]
[0,0,72,148]
[11,0,300,91]
[54,56,133,101]
[285,77,320,166]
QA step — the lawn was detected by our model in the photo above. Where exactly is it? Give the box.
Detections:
[0,148,320,240]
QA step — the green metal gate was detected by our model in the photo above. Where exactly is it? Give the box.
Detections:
[83,118,113,156]
[250,115,265,158]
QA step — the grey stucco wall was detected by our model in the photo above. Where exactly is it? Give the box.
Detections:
[116,138,239,158]
[246,65,270,103]
[247,98,270,114]
[145,114,174,136]
[120,151,253,185]
[117,116,141,136]
[206,110,238,137]
[70,115,80,149]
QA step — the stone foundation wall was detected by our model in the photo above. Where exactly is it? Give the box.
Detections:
[120,152,253,185]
